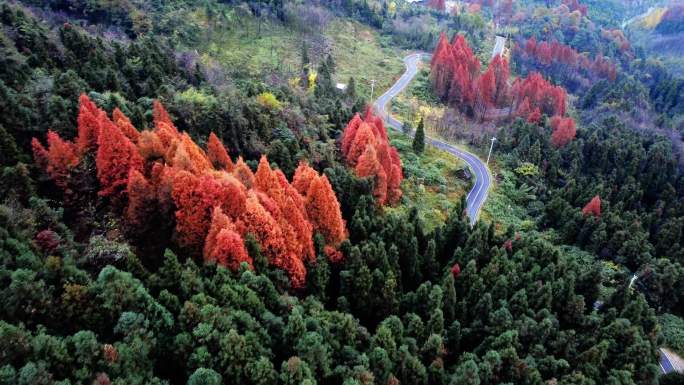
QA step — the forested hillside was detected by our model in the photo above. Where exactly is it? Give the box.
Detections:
[1,0,683,384]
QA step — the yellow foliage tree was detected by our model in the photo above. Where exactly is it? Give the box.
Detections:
[256,92,282,110]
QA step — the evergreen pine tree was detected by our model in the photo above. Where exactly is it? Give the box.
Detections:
[413,118,425,154]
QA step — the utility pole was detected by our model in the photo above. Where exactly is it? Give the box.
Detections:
[486,137,497,165]
[370,79,376,101]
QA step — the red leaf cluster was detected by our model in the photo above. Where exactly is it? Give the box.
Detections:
[96,113,144,198]
[518,37,617,82]
[550,116,577,148]
[340,109,403,206]
[294,162,348,248]
[31,131,78,189]
[35,230,60,253]
[207,132,235,171]
[430,32,510,117]
[32,95,348,288]
[582,195,601,217]
[512,72,567,118]
[429,33,578,147]
[561,0,588,16]
[204,207,251,271]
[426,0,445,11]
[451,263,461,278]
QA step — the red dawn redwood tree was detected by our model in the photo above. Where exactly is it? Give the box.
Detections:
[582,195,602,217]
[138,131,165,160]
[76,94,102,153]
[233,157,255,188]
[527,108,542,125]
[253,156,314,262]
[237,194,290,274]
[153,99,174,129]
[152,100,181,148]
[346,122,377,166]
[341,113,363,157]
[172,171,247,249]
[32,131,79,189]
[550,116,577,147]
[474,68,496,120]
[207,132,234,171]
[96,116,143,198]
[112,108,140,143]
[339,110,404,206]
[170,171,208,249]
[512,72,567,117]
[125,169,156,230]
[305,175,347,247]
[276,174,315,262]
[204,207,251,270]
[292,161,319,196]
[355,144,388,205]
[488,54,510,106]
[430,33,455,100]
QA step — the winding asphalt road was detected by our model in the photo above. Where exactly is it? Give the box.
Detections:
[376,54,683,376]
[492,36,506,59]
[374,53,492,225]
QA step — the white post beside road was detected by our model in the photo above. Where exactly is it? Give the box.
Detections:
[486,137,497,165]
[370,79,376,102]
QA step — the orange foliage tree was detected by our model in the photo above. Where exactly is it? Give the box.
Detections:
[96,115,143,198]
[582,195,601,217]
[430,32,578,146]
[204,207,251,270]
[207,132,234,171]
[31,131,79,189]
[304,174,348,247]
[340,109,403,205]
[550,116,577,147]
[517,37,617,82]
[31,94,348,288]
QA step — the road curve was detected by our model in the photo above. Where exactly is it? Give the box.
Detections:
[492,35,506,59]
[374,53,492,225]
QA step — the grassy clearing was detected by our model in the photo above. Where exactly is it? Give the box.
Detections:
[326,19,406,99]
[182,7,302,77]
[388,132,471,231]
[177,8,405,96]
[478,168,535,230]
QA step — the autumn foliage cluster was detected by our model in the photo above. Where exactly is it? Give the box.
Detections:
[431,32,577,147]
[430,32,510,119]
[517,37,617,82]
[549,115,577,148]
[582,195,601,217]
[601,29,632,54]
[340,109,403,206]
[32,95,347,287]
[512,74,578,147]
[511,73,567,120]
[561,0,588,16]
[426,0,445,11]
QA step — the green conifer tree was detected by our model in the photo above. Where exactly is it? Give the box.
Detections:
[413,117,425,154]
